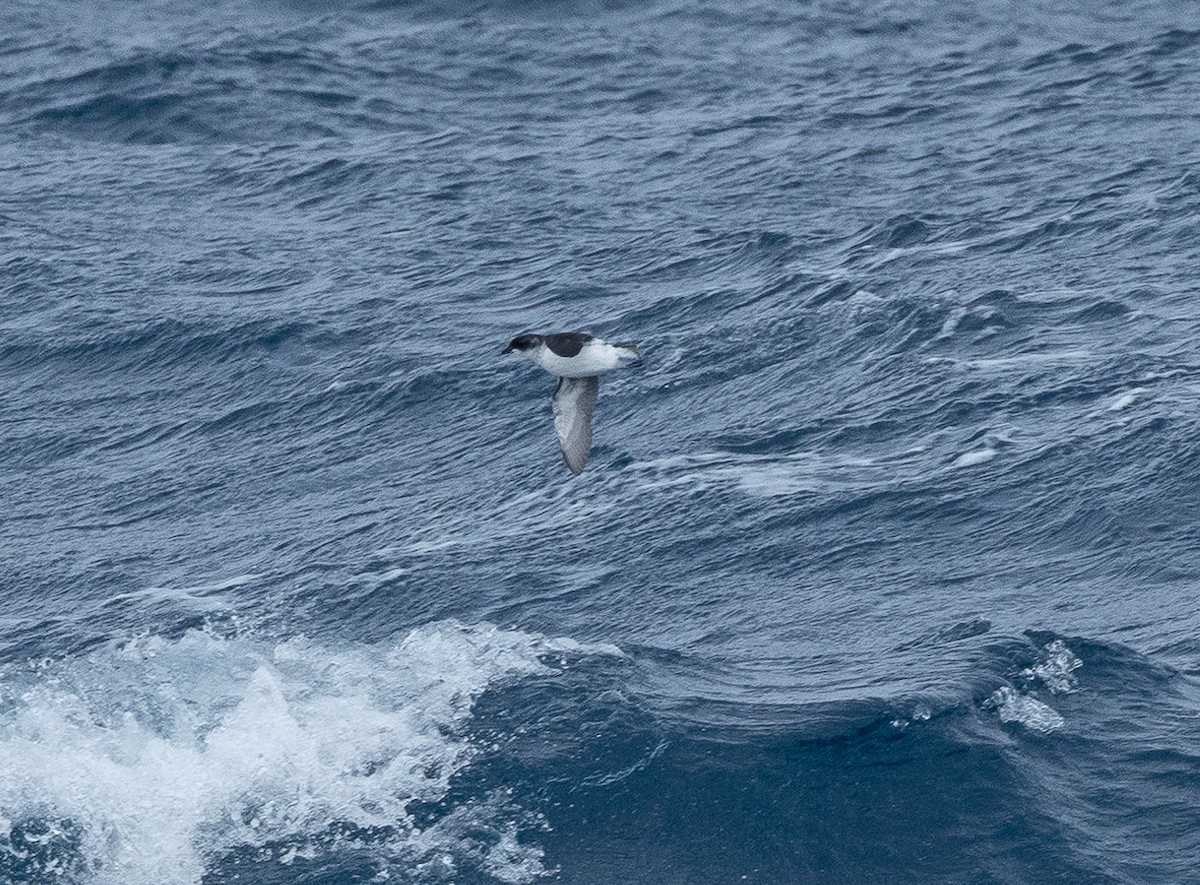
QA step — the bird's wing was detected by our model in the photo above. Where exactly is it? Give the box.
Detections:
[552,376,599,475]
[543,332,593,358]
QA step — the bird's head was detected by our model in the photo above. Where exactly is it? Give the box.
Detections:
[502,333,542,355]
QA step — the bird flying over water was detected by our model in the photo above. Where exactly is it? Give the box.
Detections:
[502,332,642,475]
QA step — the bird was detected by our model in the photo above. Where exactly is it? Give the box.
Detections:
[502,331,643,475]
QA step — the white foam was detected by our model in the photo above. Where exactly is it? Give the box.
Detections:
[1023,639,1083,694]
[938,307,966,338]
[103,574,261,612]
[0,621,606,884]
[1107,387,1146,411]
[956,349,1092,371]
[989,686,1065,733]
[632,451,896,499]
[408,797,556,883]
[952,447,996,468]
[987,640,1082,734]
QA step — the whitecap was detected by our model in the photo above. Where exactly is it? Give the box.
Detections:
[1023,639,1083,694]
[1107,387,1146,411]
[103,574,261,612]
[0,621,608,885]
[989,686,1065,733]
[952,447,996,468]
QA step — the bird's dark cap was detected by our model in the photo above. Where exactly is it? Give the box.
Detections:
[502,332,542,354]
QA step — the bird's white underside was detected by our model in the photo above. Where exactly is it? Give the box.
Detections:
[533,341,633,378]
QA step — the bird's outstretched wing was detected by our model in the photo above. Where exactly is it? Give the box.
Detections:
[552,376,599,475]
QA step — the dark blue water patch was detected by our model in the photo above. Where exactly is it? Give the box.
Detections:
[529,727,1086,884]
[438,631,1197,884]
[1146,27,1200,57]
[895,618,993,651]
[0,311,376,380]
[0,817,89,885]
[266,157,385,207]
[877,214,936,249]
[1000,635,1200,883]
[3,41,379,145]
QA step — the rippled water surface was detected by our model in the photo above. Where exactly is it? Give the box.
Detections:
[3,1,1200,882]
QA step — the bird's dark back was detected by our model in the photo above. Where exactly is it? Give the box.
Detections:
[542,332,593,358]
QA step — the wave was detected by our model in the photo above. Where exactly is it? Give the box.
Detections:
[0,621,620,884]
[471,632,1200,884]
[1,608,1196,883]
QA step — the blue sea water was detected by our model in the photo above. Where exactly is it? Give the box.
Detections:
[3,0,1200,881]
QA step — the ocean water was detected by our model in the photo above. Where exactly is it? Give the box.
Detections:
[3,0,1200,882]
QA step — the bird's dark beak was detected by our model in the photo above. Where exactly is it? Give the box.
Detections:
[501,344,514,354]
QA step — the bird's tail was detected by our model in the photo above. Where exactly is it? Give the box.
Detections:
[615,342,643,368]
